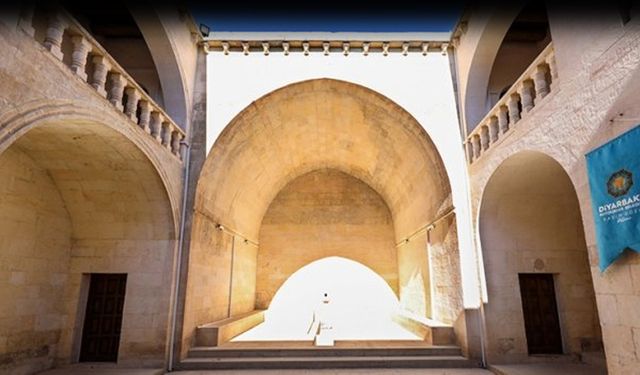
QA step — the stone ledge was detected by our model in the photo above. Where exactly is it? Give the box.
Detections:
[195,310,265,347]
[392,311,455,345]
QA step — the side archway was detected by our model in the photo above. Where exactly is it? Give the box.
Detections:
[0,117,177,371]
[479,151,602,362]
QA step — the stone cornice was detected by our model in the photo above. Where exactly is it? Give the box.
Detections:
[203,32,451,55]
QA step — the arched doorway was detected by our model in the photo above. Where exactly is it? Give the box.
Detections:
[182,79,463,352]
[479,151,603,363]
[0,119,177,371]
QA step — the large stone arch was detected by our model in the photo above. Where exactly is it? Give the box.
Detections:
[478,150,602,363]
[0,108,178,371]
[182,78,465,355]
[458,3,530,133]
[128,5,195,128]
[0,99,183,226]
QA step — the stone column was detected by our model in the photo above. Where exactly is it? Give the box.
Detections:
[472,134,481,160]
[518,81,535,113]
[91,55,111,97]
[507,94,521,126]
[150,111,163,142]
[488,116,499,143]
[546,54,558,81]
[69,35,92,81]
[138,100,151,133]
[498,105,509,134]
[161,122,172,148]
[108,73,127,111]
[465,141,474,163]
[171,130,181,156]
[533,65,550,103]
[179,136,188,161]
[480,125,490,151]
[43,12,67,60]
[124,87,140,121]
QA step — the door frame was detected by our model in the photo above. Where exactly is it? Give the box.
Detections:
[76,273,128,363]
[518,272,564,355]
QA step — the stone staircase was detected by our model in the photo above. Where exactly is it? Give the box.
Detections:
[177,341,481,370]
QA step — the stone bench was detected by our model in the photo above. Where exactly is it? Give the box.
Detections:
[392,311,455,345]
[195,310,265,347]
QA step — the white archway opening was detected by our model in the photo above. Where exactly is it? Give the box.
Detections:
[233,257,420,342]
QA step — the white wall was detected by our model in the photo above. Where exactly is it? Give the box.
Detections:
[205,48,481,309]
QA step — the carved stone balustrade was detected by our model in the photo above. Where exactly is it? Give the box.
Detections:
[465,43,556,164]
[21,6,187,161]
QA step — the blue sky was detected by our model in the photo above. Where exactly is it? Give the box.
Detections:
[190,4,462,33]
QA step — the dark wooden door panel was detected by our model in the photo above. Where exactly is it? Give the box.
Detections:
[80,273,127,362]
[518,273,563,355]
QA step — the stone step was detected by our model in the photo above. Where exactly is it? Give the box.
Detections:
[188,344,463,358]
[178,355,481,370]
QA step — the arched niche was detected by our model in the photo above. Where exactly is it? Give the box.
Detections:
[0,119,177,370]
[182,78,462,353]
[479,150,602,362]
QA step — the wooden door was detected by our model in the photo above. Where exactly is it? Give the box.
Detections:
[80,274,127,362]
[518,273,563,354]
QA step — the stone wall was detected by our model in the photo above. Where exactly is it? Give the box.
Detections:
[397,232,430,318]
[458,9,640,373]
[257,169,398,308]
[429,215,463,325]
[0,17,184,371]
[0,147,72,374]
[181,212,258,351]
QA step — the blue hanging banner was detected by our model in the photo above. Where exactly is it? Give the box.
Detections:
[585,125,640,271]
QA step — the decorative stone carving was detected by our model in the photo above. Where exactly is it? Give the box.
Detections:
[108,73,127,111]
[69,35,92,81]
[323,42,330,56]
[343,42,350,56]
[43,12,67,60]
[91,55,111,97]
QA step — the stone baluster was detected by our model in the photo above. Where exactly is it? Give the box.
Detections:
[138,100,151,133]
[69,35,92,81]
[498,105,509,134]
[180,136,188,160]
[546,53,558,82]
[465,141,474,163]
[472,134,482,159]
[507,94,521,125]
[480,125,490,151]
[488,116,499,143]
[124,87,140,121]
[171,130,181,156]
[43,11,67,60]
[108,73,127,111]
[91,55,111,97]
[150,111,163,142]
[161,122,172,148]
[533,65,550,103]
[518,81,535,113]
[18,4,36,37]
